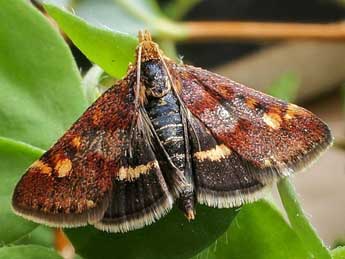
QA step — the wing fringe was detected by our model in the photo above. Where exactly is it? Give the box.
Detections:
[93,193,173,233]
[11,192,111,228]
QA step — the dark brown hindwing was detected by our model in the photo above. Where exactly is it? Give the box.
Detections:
[188,113,267,208]
[94,123,173,233]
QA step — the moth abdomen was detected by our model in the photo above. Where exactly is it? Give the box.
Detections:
[146,92,186,170]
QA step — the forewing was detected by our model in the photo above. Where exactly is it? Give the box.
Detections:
[175,63,332,182]
[12,75,136,227]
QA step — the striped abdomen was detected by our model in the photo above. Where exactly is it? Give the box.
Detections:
[145,91,186,170]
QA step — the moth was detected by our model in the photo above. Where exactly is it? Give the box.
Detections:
[12,30,332,233]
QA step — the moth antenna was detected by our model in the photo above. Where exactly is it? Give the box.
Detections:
[129,43,143,157]
[157,50,201,151]
[135,44,142,110]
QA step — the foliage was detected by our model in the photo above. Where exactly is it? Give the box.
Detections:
[0,0,343,259]
[0,245,61,259]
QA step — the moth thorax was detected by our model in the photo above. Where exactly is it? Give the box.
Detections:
[142,60,171,98]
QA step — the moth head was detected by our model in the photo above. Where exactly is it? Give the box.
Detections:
[136,30,171,98]
[137,30,161,63]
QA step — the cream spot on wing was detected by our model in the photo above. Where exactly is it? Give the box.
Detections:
[194,144,232,162]
[71,136,82,148]
[287,103,300,112]
[284,113,294,120]
[263,113,281,129]
[30,160,52,175]
[86,200,95,208]
[118,160,159,181]
[264,159,272,167]
[285,103,308,120]
[55,158,72,177]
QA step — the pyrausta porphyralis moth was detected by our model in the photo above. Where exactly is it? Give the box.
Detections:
[12,30,332,233]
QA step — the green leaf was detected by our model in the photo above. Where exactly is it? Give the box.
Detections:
[331,246,345,259]
[115,0,164,24]
[114,0,187,39]
[0,137,44,244]
[45,4,138,78]
[195,200,311,259]
[67,206,237,259]
[35,0,72,8]
[0,0,87,150]
[72,0,185,40]
[0,245,61,259]
[74,0,146,35]
[14,226,54,248]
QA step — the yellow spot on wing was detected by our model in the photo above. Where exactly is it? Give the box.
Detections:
[288,103,300,112]
[86,200,95,208]
[31,160,52,175]
[194,144,232,161]
[264,159,272,167]
[245,97,257,109]
[92,110,102,125]
[285,103,308,120]
[55,158,72,178]
[71,136,82,148]
[284,113,294,120]
[263,113,281,129]
[118,160,159,181]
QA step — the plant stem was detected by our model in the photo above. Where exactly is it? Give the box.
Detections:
[157,21,345,42]
[277,178,331,259]
[182,21,345,42]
